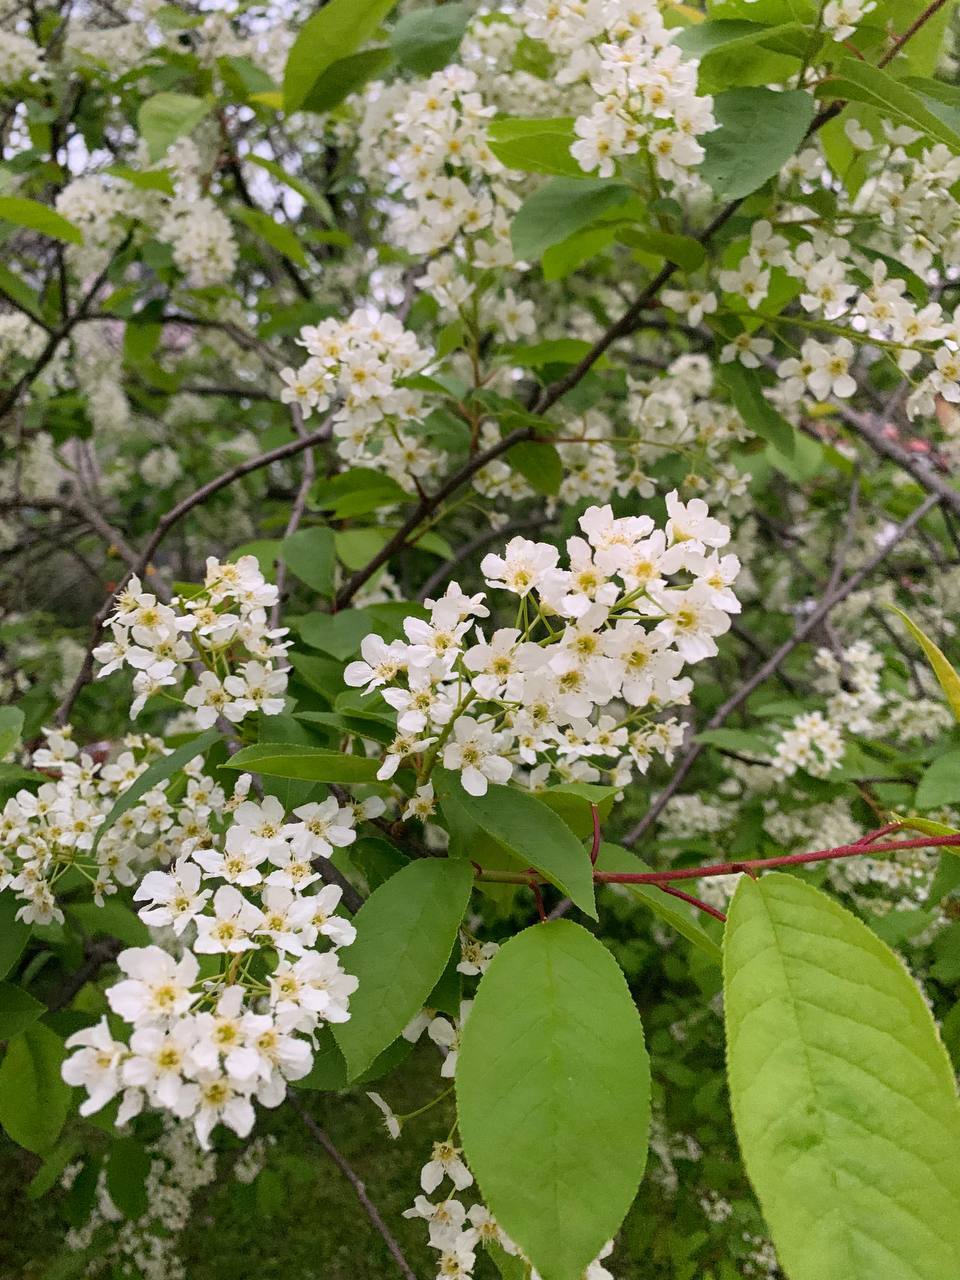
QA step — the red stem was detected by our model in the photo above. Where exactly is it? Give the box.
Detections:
[593,834,960,885]
[589,805,601,866]
[656,883,727,924]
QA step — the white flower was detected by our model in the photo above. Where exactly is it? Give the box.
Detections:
[442,717,513,796]
[62,1019,126,1115]
[285,797,356,859]
[134,858,210,934]
[107,947,199,1026]
[193,884,264,955]
[420,1140,474,1194]
[367,1090,401,1139]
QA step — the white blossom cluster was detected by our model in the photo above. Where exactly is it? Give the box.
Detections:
[0,728,228,925]
[345,494,739,799]
[0,30,45,83]
[279,307,443,489]
[357,65,519,260]
[94,554,289,723]
[62,788,361,1147]
[519,0,717,185]
[63,1116,218,1280]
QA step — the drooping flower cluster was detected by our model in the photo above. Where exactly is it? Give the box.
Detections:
[357,65,519,260]
[62,790,360,1147]
[94,554,289,723]
[519,0,717,187]
[0,728,226,924]
[346,494,739,798]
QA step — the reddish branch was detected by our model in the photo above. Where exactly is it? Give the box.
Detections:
[478,833,960,893]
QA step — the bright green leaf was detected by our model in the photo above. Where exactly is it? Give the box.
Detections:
[435,771,597,917]
[0,706,24,757]
[235,206,308,267]
[281,526,336,598]
[457,921,650,1280]
[719,360,795,456]
[510,178,633,261]
[0,983,44,1038]
[0,1023,72,1153]
[487,116,583,177]
[106,1138,151,1219]
[724,873,960,1280]
[0,196,83,246]
[332,859,474,1076]
[915,750,960,810]
[222,743,381,783]
[283,0,398,113]
[138,93,210,162]
[506,440,562,496]
[890,607,960,723]
[701,87,816,199]
[0,893,30,981]
[390,3,471,74]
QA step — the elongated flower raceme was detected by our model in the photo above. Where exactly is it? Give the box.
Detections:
[345,492,740,801]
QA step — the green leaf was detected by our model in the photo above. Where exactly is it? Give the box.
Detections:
[537,782,618,838]
[138,92,210,162]
[106,1137,151,1219]
[295,609,373,660]
[510,178,633,261]
[596,843,722,964]
[332,859,474,1077]
[244,155,333,220]
[719,361,795,456]
[0,982,44,1038]
[283,0,398,113]
[435,771,597,918]
[0,263,44,322]
[724,873,960,1280]
[890,607,960,723]
[0,196,83,245]
[0,1023,72,1153]
[390,3,471,74]
[675,20,809,93]
[0,893,31,980]
[66,901,149,948]
[915,749,960,810]
[506,440,562,496]
[301,47,394,114]
[236,206,308,267]
[294,1027,412,1090]
[816,59,960,152]
[618,228,706,271]
[457,921,650,1280]
[310,467,408,518]
[701,87,816,199]
[222,743,381,783]
[487,116,584,177]
[93,729,221,853]
[0,705,24,756]
[281,526,336,598]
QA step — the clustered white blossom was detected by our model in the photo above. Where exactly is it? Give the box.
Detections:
[63,1117,218,1280]
[279,308,442,490]
[62,785,360,1147]
[0,728,227,924]
[519,0,717,186]
[345,494,739,797]
[357,65,519,260]
[94,554,289,723]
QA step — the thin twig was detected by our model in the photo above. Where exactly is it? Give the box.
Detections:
[289,1097,419,1280]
